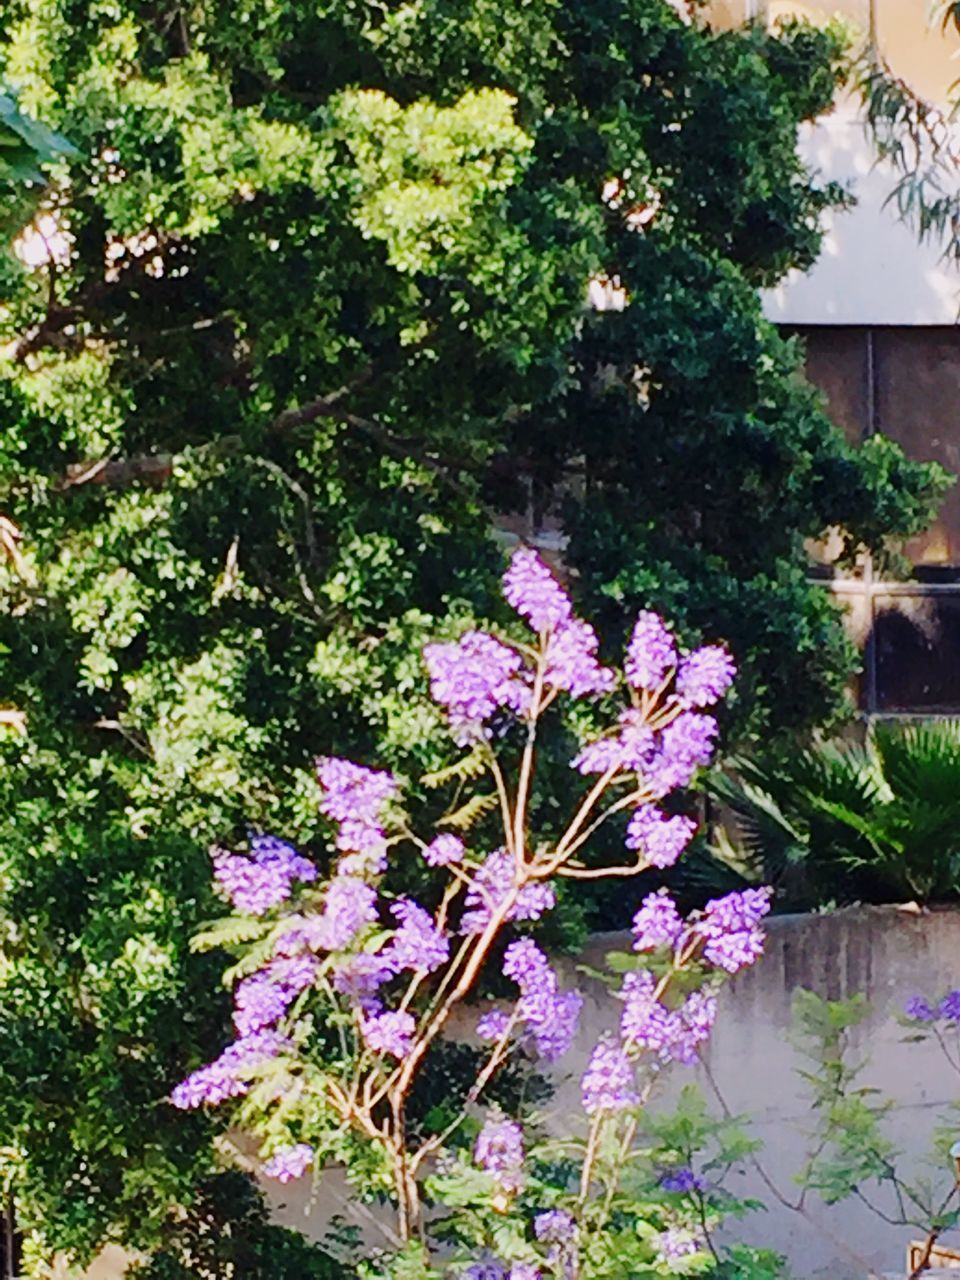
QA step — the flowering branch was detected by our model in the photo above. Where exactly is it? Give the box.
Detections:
[172,547,771,1278]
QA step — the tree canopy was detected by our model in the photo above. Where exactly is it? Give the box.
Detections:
[0,0,947,1273]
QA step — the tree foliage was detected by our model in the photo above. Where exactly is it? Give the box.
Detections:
[0,0,947,1271]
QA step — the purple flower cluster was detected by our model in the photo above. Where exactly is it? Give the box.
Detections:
[544,618,615,699]
[361,1008,416,1060]
[534,1209,579,1244]
[317,757,397,866]
[475,1115,525,1194]
[464,1261,506,1280]
[422,832,465,867]
[626,805,696,869]
[581,1037,639,1115]
[171,1031,289,1109]
[212,835,317,916]
[656,1227,705,1271]
[465,1263,542,1280]
[660,1167,707,1193]
[572,709,654,776]
[233,955,319,1037]
[461,852,555,935]
[503,547,572,634]
[645,712,718,797]
[318,876,379,951]
[502,938,582,1062]
[676,645,736,709]
[904,991,960,1023]
[332,952,393,1001]
[619,970,717,1065]
[263,1142,314,1183]
[477,1008,512,1041]
[694,888,771,974]
[383,898,450,974]
[573,708,716,798]
[424,631,529,742]
[625,612,677,691]
[632,890,685,952]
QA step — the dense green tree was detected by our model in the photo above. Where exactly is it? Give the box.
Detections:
[0,0,947,1272]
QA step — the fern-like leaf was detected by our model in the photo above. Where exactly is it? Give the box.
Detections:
[439,792,498,830]
[190,916,271,954]
[421,747,488,789]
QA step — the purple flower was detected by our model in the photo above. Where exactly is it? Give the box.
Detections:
[383,898,449,974]
[626,805,696,869]
[424,631,529,742]
[503,938,552,990]
[644,712,718,797]
[423,833,465,867]
[581,1038,638,1115]
[477,1009,512,1042]
[332,953,393,1002]
[461,852,555,935]
[676,645,736,709]
[509,1267,542,1280]
[520,988,583,1062]
[170,1031,289,1109]
[695,887,771,974]
[464,1261,506,1280]
[619,973,716,1065]
[941,991,960,1022]
[534,1210,579,1244]
[233,974,292,1038]
[656,1227,704,1270]
[212,837,317,917]
[503,939,581,1061]
[263,1142,314,1183]
[632,890,685,952]
[316,758,396,860]
[475,1115,525,1194]
[660,1167,706,1194]
[905,995,937,1022]
[321,876,379,951]
[233,955,320,1036]
[544,619,616,698]
[571,710,655,777]
[361,1008,416,1060]
[503,547,572,634]
[625,612,676,691]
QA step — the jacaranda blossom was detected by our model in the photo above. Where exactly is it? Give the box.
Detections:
[263,1142,314,1183]
[212,836,317,917]
[625,611,676,691]
[675,644,736,709]
[632,889,685,952]
[503,546,572,634]
[461,852,555,934]
[625,804,696,869]
[581,1038,638,1115]
[475,1115,525,1194]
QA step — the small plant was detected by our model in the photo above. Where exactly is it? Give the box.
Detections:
[791,987,960,1278]
[171,548,777,1278]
